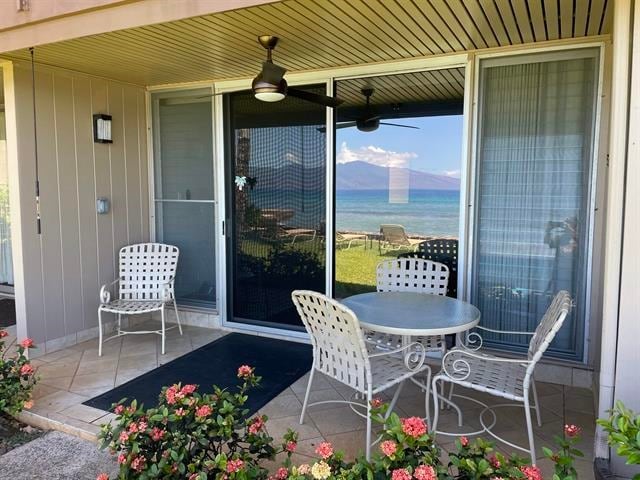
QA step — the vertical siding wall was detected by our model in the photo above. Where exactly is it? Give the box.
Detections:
[12,62,149,351]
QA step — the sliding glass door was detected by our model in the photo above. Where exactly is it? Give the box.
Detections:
[152,90,217,308]
[471,49,599,361]
[0,71,13,293]
[224,86,326,330]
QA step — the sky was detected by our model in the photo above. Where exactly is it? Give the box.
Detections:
[336,114,464,178]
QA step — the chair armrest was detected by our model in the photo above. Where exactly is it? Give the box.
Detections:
[441,347,531,382]
[99,278,120,304]
[461,326,535,352]
[368,341,426,372]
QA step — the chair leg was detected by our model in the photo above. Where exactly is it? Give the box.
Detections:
[423,367,432,427]
[160,307,166,355]
[386,380,404,419]
[117,313,122,334]
[173,301,183,335]
[431,376,441,434]
[531,379,542,427]
[299,368,315,425]
[524,393,537,465]
[98,309,104,357]
[366,388,372,461]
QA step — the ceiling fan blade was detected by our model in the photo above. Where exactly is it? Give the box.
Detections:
[261,61,287,84]
[379,122,420,129]
[287,88,344,108]
[316,121,357,133]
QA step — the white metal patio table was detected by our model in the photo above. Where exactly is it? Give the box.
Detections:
[342,291,481,430]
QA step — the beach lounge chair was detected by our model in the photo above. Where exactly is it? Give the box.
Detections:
[336,231,367,249]
[379,224,422,253]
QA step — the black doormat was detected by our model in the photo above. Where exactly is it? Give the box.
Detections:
[0,298,16,329]
[83,333,312,414]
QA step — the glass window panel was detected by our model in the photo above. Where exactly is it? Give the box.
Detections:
[152,90,216,308]
[0,70,13,288]
[472,50,599,360]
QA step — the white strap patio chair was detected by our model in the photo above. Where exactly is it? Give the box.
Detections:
[292,290,428,460]
[364,258,449,421]
[98,243,182,356]
[431,290,572,464]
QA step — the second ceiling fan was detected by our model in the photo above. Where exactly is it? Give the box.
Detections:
[337,87,420,132]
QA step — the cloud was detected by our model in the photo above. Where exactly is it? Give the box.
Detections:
[336,142,417,169]
[442,169,461,178]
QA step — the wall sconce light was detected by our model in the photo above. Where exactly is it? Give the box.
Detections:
[93,114,113,143]
[96,197,110,214]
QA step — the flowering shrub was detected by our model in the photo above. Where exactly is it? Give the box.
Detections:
[542,424,585,480]
[597,401,640,468]
[0,331,37,416]
[98,365,296,479]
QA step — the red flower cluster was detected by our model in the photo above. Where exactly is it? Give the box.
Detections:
[401,417,428,438]
[391,468,412,480]
[315,441,334,459]
[237,365,254,378]
[19,364,35,376]
[413,465,437,480]
[459,436,469,447]
[248,416,265,434]
[274,467,289,479]
[196,404,213,418]
[150,427,165,441]
[564,424,581,438]
[0,330,8,338]
[520,465,543,480]
[226,458,245,473]
[20,338,35,348]
[370,397,383,408]
[285,441,297,453]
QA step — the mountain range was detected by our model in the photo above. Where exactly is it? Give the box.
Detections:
[336,160,460,190]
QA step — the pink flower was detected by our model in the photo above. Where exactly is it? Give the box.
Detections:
[488,454,501,469]
[150,427,165,441]
[196,405,212,418]
[175,407,186,417]
[165,386,178,405]
[564,424,581,438]
[96,474,109,480]
[460,436,469,447]
[128,423,139,433]
[137,421,147,432]
[248,416,265,434]
[0,330,8,338]
[118,431,129,443]
[370,397,383,408]
[413,465,436,480]
[391,468,412,480]
[315,441,334,459]
[285,441,297,453]
[401,417,427,438]
[114,405,124,415]
[297,464,311,475]
[20,338,34,348]
[520,465,543,480]
[23,400,33,409]
[181,384,197,395]
[117,453,127,464]
[226,459,245,473]
[237,365,254,378]
[275,467,288,480]
[130,456,145,472]
[19,364,35,376]
[380,440,397,457]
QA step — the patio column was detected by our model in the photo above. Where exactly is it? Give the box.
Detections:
[610,0,640,476]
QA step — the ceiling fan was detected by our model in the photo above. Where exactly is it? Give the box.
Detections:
[252,36,342,107]
[336,87,420,132]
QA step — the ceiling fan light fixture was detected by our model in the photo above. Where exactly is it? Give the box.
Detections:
[252,74,287,102]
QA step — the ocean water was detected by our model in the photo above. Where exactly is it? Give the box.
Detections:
[336,189,460,237]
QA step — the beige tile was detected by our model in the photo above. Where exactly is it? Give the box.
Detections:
[290,373,332,396]
[308,406,367,436]
[39,375,74,390]
[38,349,84,364]
[76,357,119,375]
[37,360,80,380]
[291,437,327,458]
[92,412,119,426]
[323,429,370,460]
[31,382,62,400]
[31,390,88,414]
[260,393,303,420]
[295,389,348,413]
[59,403,111,423]
[69,371,115,393]
[268,415,322,441]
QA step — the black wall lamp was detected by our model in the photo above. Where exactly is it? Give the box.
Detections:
[93,114,113,143]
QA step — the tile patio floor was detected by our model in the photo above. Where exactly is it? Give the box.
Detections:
[13,324,596,478]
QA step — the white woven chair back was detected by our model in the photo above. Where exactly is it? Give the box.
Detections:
[527,290,572,363]
[376,258,449,295]
[292,290,371,391]
[118,243,179,301]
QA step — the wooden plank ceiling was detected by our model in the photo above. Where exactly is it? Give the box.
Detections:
[2,0,611,87]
